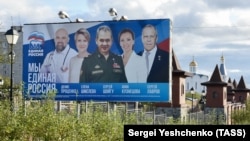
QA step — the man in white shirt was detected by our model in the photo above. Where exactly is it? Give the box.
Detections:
[40,28,77,83]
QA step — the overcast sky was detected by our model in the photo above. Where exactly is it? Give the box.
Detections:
[1,0,250,87]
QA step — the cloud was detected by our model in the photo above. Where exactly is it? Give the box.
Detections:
[228,69,241,73]
[204,0,250,9]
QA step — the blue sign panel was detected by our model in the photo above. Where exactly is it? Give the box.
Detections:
[23,19,172,102]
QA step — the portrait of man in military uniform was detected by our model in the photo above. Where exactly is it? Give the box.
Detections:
[79,25,127,83]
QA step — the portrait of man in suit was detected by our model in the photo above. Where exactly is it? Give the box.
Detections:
[141,24,170,82]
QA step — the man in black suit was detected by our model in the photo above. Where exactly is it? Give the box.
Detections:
[141,24,169,82]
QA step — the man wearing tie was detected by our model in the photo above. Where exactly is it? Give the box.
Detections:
[141,24,170,83]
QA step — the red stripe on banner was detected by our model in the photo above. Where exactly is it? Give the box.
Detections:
[158,38,170,52]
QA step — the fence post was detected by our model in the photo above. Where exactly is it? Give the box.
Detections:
[164,113,167,124]
[85,101,88,113]
[203,111,205,124]
[107,102,110,115]
[196,112,198,123]
[76,101,81,119]
[57,101,61,112]
[153,108,155,125]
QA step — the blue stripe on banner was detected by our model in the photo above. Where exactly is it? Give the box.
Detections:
[27,83,170,102]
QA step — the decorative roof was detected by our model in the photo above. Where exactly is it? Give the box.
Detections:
[227,77,235,91]
[228,77,232,83]
[235,76,250,92]
[172,49,182,70]
[219,55,227,76]
[189,56,198,66]
[172,49,193,77]
[237,76,246,89]
[233,79,237,88]
[201,64,227,86]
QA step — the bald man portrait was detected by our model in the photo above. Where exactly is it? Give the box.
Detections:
[40,28,77,83]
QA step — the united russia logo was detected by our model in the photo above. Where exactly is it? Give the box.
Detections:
[28,31,45,56]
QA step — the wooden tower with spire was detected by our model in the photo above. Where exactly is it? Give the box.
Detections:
[201,64,228,114]
[233,76,250,103]
[227,78,236,103]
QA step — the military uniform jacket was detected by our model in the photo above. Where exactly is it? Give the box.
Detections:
[79,50,127,83]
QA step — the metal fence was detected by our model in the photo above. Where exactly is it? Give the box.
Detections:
[57,101,227,125]
[184,111,226,125]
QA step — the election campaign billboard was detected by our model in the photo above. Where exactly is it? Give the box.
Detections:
[23,19,172,102]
